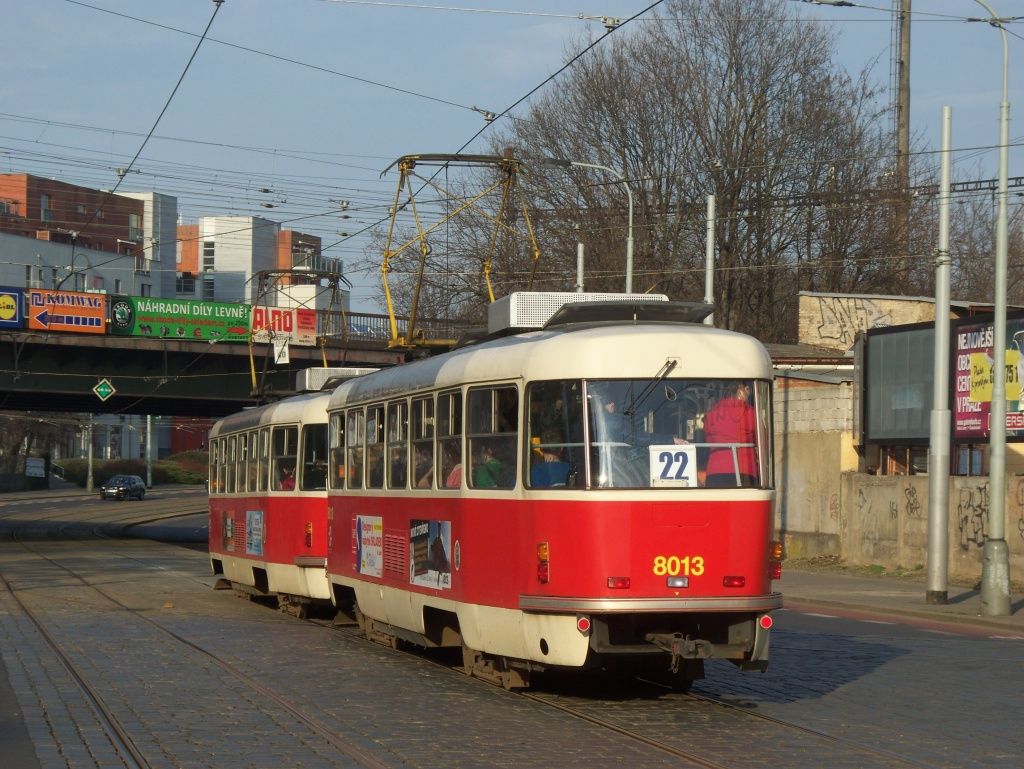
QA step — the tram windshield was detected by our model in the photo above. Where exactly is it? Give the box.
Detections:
[526,379,772,490]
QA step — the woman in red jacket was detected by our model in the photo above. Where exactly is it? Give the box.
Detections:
[704,382,759,488]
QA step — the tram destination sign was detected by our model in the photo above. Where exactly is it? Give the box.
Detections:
[109,297,251,342]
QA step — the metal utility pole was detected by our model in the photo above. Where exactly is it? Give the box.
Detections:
[704,195,716,326]
[146,414,153,488]
[894,0,912,280]
[927,106,952,605]
[972,0,1012,616]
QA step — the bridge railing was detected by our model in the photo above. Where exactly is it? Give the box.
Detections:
[318,310,473,344]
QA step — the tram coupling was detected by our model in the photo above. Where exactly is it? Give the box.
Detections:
[645,633,713,674]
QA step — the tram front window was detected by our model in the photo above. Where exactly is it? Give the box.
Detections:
[584,379,770,490]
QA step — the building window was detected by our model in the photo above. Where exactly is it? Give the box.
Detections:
[202,241,215,272]
[202,277,215,301]
[114,279,123,294]
[128,213,143,242]
[40,193,53,222]
[139,284,152,297]
[176,273,196,294]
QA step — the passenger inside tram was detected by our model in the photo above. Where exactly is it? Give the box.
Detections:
[530,431,571,488]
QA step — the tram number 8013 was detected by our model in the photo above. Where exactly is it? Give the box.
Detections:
[652,555,705,577]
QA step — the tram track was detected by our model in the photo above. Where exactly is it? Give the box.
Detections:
[0,540,396,769]
[0,537,959,769]
[315,614,947,769]
[0,568,153,769]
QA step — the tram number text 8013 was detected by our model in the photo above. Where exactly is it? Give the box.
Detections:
[652,555,705,577]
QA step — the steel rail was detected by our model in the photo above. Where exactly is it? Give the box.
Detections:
[10,541,396,769]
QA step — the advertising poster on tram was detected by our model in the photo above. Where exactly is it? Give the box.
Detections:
[356,515,383,578]
[245,510,264,556]
[0,286,24,329]
[953,315,1024,441]
[251,306,317,346]
[108,296,251,342]
[409,520,451,589]
[27,289,106,334]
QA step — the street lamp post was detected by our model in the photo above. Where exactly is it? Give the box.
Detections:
[971,0,1012,616]
[542,158,635,292]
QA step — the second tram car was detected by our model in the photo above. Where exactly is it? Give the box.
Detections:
[208,391,333,616]
[322,302,782,689]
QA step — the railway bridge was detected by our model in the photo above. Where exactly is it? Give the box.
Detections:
[1,311,463,418]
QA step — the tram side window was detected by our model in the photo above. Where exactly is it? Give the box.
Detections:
[527,380,584,489]
[467,386,518,490]
[366,405,385,489]
[257,428,270,493]
[437,390,462,489]
[387,401,408,489]
[411,396,435,489]
[247,430,259,492]
[300,423,328,491]
[328,412,345,490]
[225,435,237,493]
[237,433,249,493]
[346,410,365,490]
[216,438,227,494]
[209,440,219,494]
[272,425,298,491]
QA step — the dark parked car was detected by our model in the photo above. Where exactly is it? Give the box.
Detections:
[100,474,146,501]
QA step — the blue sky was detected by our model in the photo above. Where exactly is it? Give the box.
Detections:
[3,0,1021,312]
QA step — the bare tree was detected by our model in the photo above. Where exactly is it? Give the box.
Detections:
[471,0,915,342]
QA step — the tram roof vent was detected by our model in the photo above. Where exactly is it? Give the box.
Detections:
[296,366,379,392]
[488,292,669,334]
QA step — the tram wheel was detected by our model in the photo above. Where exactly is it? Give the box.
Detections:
[461,644,530,690]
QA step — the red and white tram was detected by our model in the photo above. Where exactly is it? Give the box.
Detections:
[208,391,333,616]
[323,301,782,688]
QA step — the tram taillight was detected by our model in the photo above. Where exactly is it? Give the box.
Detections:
[769,540,783,580]
[537,541,550,584]
[723,576,746,588]
[606,576,631,589]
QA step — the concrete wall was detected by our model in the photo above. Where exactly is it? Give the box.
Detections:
[799,293,939,351]
[774,377,856,558]
[834,473,1024,583]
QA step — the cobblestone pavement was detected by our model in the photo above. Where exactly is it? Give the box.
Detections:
[2,537,1022,769]
[1,485,1023,769]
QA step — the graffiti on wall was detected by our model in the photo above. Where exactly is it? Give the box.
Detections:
[1016,480,1024,544]
[904,486,923,519]
[957,483,989,550]
[830,491,846,542]
[857,488,881,555]
[813,297,892,349]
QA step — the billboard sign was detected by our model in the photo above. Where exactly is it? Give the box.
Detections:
[0,286,24,329]
[109,297,251,342]
[251,306,317,346]
[28,290,106,334]
[953,316,1024,441]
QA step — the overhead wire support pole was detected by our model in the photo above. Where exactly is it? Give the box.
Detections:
[927,106,952,606]
[541,158,634,292]
[704,195,716,326]
[970,0,1012,616]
